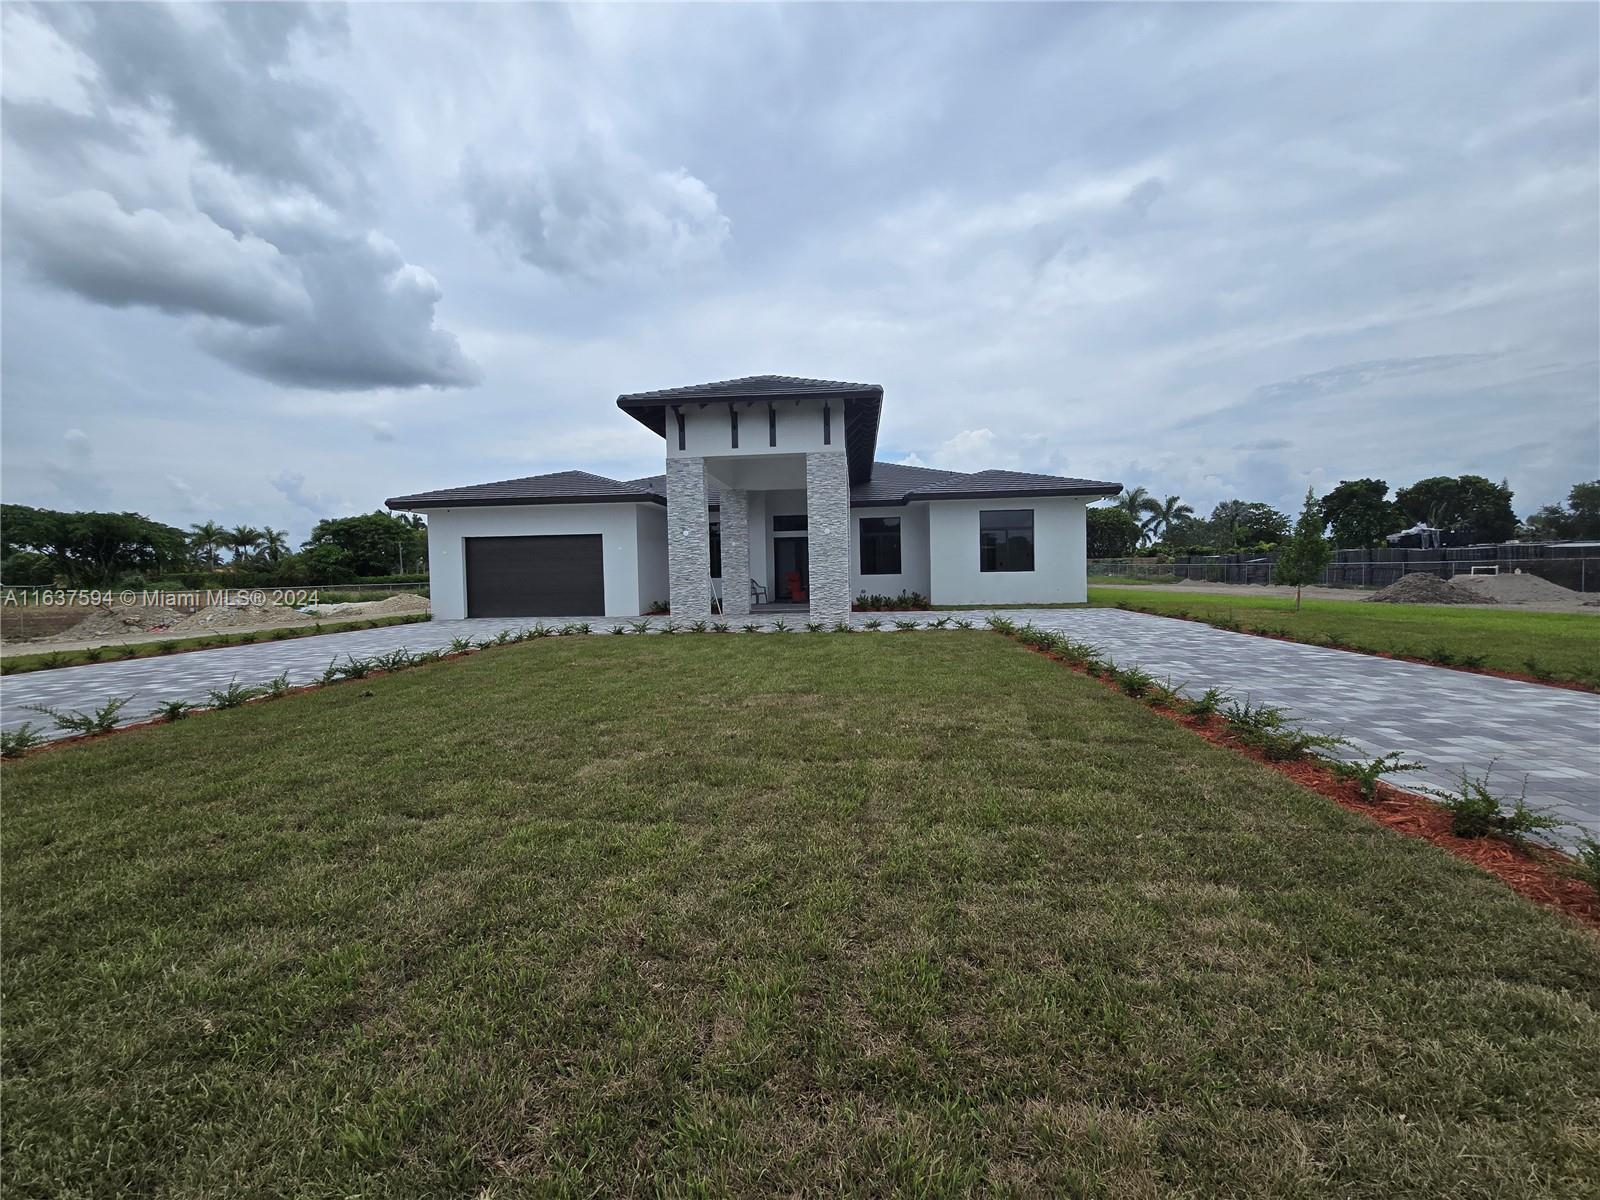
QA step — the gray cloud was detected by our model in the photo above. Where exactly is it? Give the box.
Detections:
[3,2,477,393]
[462,145,729,279]
[8,188,309,325]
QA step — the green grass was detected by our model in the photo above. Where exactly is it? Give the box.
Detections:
[0,612,430,675]
[1086,573,1177,586]
[1089,587,1600,687]
[4,635,1598,1197]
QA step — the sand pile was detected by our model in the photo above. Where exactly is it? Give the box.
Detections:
[51,603,185,641]
[305,593,429,618]
[1365,573,1489,605]
[168,603,316,633]
[1453,572,1584,605]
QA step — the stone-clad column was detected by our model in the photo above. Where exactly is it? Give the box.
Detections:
[805,451,851,623]
[666,456,711,619]
[719,485,751,617]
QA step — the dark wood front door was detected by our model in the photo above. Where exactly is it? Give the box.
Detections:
[773,537,808,601]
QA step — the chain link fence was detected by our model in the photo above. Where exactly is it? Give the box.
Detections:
[1090,550,1599,592]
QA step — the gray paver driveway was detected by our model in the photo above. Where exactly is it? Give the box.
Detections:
[3,607,1596,845]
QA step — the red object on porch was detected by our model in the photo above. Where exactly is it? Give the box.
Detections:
[785,571,808,602]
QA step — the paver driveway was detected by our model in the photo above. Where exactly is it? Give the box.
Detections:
[4,608,1596,844]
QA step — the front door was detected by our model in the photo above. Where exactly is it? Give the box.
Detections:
[774,537,809,601]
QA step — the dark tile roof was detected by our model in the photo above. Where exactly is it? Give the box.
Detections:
[389,462,1122,511]
[386,470,664,510]
[616,374,884,486]
[617,375,881,402]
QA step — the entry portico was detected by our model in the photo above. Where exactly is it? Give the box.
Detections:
[617,376,880,623]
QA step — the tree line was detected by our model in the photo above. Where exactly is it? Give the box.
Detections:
[1087,476,1599,559]
[1,505,429,586]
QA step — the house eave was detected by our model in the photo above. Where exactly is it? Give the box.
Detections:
[385,493,667,511]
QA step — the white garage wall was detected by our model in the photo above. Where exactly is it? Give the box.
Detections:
[926,497,1089,606]
[850,504,931,601]
[422,502,660,619]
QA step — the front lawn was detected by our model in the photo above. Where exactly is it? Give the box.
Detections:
[4,635,1598,1196]
[1088,586,1600,686]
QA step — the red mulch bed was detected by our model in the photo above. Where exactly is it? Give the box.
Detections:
[1113,606,1598,694]
[1024,643,1600,932]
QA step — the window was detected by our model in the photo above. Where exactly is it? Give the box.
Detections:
[773,514,807,532]
[980,509,1034,572]
[709,521,721,578]
[859,516,901,575]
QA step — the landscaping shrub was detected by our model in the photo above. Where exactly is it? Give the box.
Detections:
[742,623,763,634]
[1575,837,1600,893]
[207,680,265,709]
[1221,698,1348,762]
[24,697,129,736]
[1428,767,1563,845]
[0,723,46,758]
[1184,687,1228,718]
[1327,751,1425,802]
[852,591,929,611]
[892,618,919,631]
[804,622,823,633]
[154,699,196,722]
[1116,665,1156,697]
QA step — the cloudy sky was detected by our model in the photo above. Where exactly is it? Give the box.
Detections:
[3,2,1596,541]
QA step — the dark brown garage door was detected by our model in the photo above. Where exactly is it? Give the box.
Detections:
[464,535,604,618]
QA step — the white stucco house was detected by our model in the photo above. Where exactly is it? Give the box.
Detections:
[386,376,1121,621]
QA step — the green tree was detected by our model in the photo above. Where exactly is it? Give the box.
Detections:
[303,511,426,577]
[1207,500,1290,548]
[228,526,263,563]
[260,528,290,562]
[1087,506,1142,558]
[1320,479,1400,549]
[1524,481,1600,541]
[188,521,226,567]
[1,505,189,584]
[1395,475,1516,542]
[1274,487,1333,611]
[1142,495,1193,543]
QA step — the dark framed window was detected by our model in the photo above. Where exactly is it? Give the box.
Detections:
[859,516,901,575]
[980,509,1034,572]
[709,521,721,578]
[773,514,807,532]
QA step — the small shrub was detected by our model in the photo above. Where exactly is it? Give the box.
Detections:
[265,670,293,697]
[237,632,258,645]
[805,621,824,633]
[1321,630,1349,649]
[1,723,46,757]
[1456,652,1486,669]
[1147,677,1185,708]
[449,636,473,653]
[1116,665,1155,697]
[711,622,730,634]
[474,639,496,651]
[270,627,293,641]
[1327,751,1425,801]
[862,618,883,631]
[609,623,628,634]
[155,698,196,722]
[742,622,763,634]
[892,618,919,631]
[831,620,851,634]
[81,647,105,663]
[569,622,592,635]
[690,620,709,634]
[986,616,1016,635]
[661,621,680,635]
[1211,615,1242,633]
[1573,837,1600,893]
[1427,645,1457,667]
[372,649,414,673]
[494,629,513,645]
[40,652,69,669]
[25,696,130,736]
[629,619,653,635]
[1222,698,1348,761]
[531,623,555,638]
[929,616,950,629]
[1523,657,1554,682]
[771,618,789,633]
[114,644,140,660]
[1184,687,1228,718]
[335,656,374,680]
[953,618,974,630]
[1427,766,1561,845]
[319,660,343,685]
[207,679,265,709]
[156,640,180,655]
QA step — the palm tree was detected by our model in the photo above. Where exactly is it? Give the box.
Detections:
[228,525,263,563]
[260,528,289,563]
[189,520,226,567]
[1115,487,1152,523]
[1142,495,1194,543]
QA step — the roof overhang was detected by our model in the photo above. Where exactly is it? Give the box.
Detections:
[385,492,666,511]
[617,385,884,485]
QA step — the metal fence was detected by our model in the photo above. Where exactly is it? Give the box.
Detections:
[1090,549,1599,592]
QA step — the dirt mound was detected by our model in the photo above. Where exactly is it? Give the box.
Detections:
[1365,573,1489,605]
[306,593,429,618]
[168,603,316,633]
[1453,572,1584,605]
[50,603,185,641]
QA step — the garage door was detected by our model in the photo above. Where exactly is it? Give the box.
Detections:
[464,534,605,618]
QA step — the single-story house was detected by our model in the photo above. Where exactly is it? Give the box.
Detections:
[386,376,1122,621]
